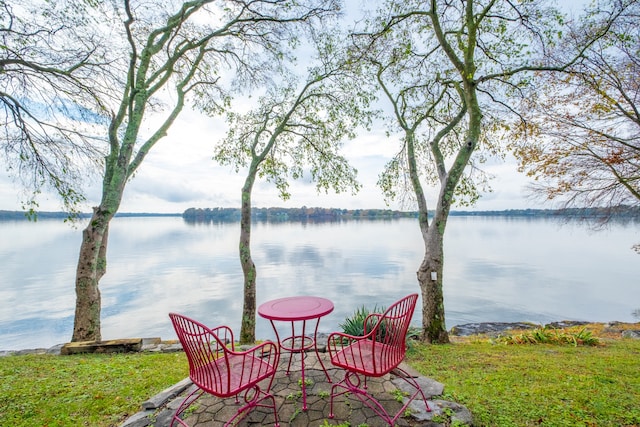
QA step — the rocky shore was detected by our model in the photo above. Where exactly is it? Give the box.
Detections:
[2,320,639,357]
[449,320,640,338]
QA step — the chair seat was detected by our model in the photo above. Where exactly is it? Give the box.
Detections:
[330,340,400,377]
[192,354,276,398]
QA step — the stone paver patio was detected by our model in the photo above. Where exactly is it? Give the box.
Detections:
[122,348,472,427]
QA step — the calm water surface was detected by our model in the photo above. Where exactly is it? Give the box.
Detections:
[1,216,638,351]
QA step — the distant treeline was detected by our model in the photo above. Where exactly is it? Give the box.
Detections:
[2,205,638,222]
[182,207,418,223]
[451,206,640,218]
[0,210,180,220]
[181,205,640,223]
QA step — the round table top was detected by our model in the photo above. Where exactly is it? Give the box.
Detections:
[258,296,334,321]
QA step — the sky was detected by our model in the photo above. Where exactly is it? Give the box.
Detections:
[1,0,581,215]
[0,102,536,214]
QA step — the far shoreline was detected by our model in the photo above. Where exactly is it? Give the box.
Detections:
[2,205,639,222]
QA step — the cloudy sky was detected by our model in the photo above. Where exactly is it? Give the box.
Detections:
[3,0,584,215]
[0,103,536,214]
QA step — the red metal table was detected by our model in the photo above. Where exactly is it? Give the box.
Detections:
[258,295,334,410]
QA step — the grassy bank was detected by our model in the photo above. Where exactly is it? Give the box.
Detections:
[1,327,638,426]
[0,351,188,426]
[407,336,640,426]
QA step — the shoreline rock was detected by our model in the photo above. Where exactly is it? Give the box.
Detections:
[2,321,639,357]
[450,320,640,337]
[449,320,594,337]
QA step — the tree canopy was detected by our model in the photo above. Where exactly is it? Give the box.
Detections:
[0,0,114,216]
[512,0,640,218]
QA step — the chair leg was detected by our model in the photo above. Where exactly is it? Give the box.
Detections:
[393,365,432,414]
[170,387,204,427]
[224,385,280,427]
[329,370,430,426]
[328,379,352,419]
[172,385,279,427]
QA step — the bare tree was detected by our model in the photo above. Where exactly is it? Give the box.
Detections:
[0,0,113,216]
[215,32,372,343]
[513,0,640,219]
[72,0,339,342]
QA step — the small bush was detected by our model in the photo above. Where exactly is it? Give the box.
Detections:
[339,305,385,336]
[497,326,600,346]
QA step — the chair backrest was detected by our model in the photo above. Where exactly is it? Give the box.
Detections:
[368,293,418,372]
[169,312,234,395]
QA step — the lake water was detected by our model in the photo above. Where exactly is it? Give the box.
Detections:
[1,215,638,351]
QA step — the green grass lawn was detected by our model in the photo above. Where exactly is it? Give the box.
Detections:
[406,337,640,426]
[0,351,188,426]
[0,330,638,427]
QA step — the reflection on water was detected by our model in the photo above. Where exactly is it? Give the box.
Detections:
[1,216,639,351]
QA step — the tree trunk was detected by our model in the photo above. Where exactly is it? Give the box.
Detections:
[239,173,257,344]
[72,207,112,342]
[404,128,450,344]
[418,214,449,344]
[71,152,125,342]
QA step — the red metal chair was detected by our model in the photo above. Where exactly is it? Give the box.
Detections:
[326,294,431,426]
[168,313,280,427]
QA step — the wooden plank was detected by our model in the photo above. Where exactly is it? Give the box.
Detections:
[60,338,143,355]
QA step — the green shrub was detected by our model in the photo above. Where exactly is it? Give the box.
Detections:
[496,326,600,346]
[340,306,424,345]
[339,305,385,336]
